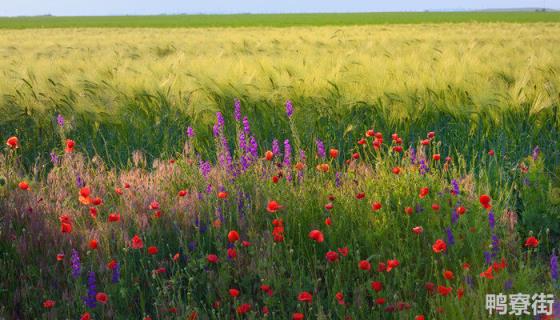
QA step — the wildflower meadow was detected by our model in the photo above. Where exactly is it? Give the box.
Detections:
[1,12,560,320]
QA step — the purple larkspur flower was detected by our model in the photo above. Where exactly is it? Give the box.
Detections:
[451,179,460,195]
[315,139,326,159]
[206,184,212,194]
[249,136,258,159]
[285,100,293,118]
[216,112,225,130]
[76,175,85,188]
[238,131,247,153]
[187,126,194,138]
[451,207,459,225]
[283,139,292,167]
[504,279,513,291]
[465,275,474,288]
[419,159,429,175]
[199,161,211,178]
[446,227,455,246]
[212,124,219,138]
[234,99,242,122]
[410,146,417,164]
[532,146,540,160]
[335,172,341,188]
[488,210,495,231]
[551,254,558,282]
[483,251,492,265]
[491,234,500,258]
[83,271,96,308]
[188,241,197,252]
[112,262,120,283]
[71,249,81,278]
[416,204,424,213]
[217,205,224,223]
[272,139,280,157]
[50,152,59,166]
[242,116,251,136]
[56,114,64,127]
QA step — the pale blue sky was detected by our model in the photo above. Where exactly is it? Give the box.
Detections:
[1,0,558,17]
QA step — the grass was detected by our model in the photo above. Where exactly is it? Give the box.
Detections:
[0,12,559,29]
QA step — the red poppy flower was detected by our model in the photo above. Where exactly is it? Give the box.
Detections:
[56,253,64,261]
[480,266,494,279]
[493,257,507,272]
[80,312,91,320]
[377,262,386,272]
[427,131,436,139]
[488,149,495,156]
[325,251,339,263]
[431,203,440,211]
[433,154,441,161]
[92,197,103,206]
[65,139,75,153]
[242,240,251,247]
[457,287,464,300]
[358,260,371,271]
[96,292,108,304]
[262,306,269,315]
[462,262,470,270]
[524,236,539,248]
[456,206,466,215]
[265,150,274,161]
[108,213,120,222]
[371,281,383,292]
[114,187,123,195]
[43,299,55,309]
[325,217,332,226]
[229,288,240,297]
[421,139,430,146]
[375,298,386,305]
[298,291,313,303]
[366,129,375,137]
[267,200,283,213]
[173,253,180,262]
[317,163,330,172]
[228,230,240,243]
[425,282,435,293]
[356,192,365,200]
[443,270,454,280]
[386,259,399,272]
[392,167,401,175]
[432,239,447,253]
[6,136,18,149]
[293,313,304,320]
[371,202,382,211]
[227,248,237,259]
[79,187,90,198]
[329,148,339,158]
[131,235,144,249]
[352,152,360,159]
[207,254,219,263]
[89,239,98,250]
[338,247,349,256]
[308,230,324,243]
[412,226,423,234]
[393,146,403,153]
[61,222,72,233]
[358,138,366,145]
[217,191,228,199]
[437,285,452,296]
[147,246,158,255]
[178,190,187,197]
[18,181,29,191]
[419,187,429,198]
[404,207,413,215]
[149,200,160,210]
[415,315,425,320]
[272,176,279,183]
[324,202,334,210]
[479,194,492,209]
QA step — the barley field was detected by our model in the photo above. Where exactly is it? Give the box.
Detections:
[1,15,560,320]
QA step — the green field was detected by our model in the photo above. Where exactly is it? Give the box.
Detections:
[1,12,560,320]
[0,11,559,29]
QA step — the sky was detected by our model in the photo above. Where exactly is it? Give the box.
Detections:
[1,0,558,17]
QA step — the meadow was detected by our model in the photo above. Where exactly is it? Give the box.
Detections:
[0,17,560,319]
